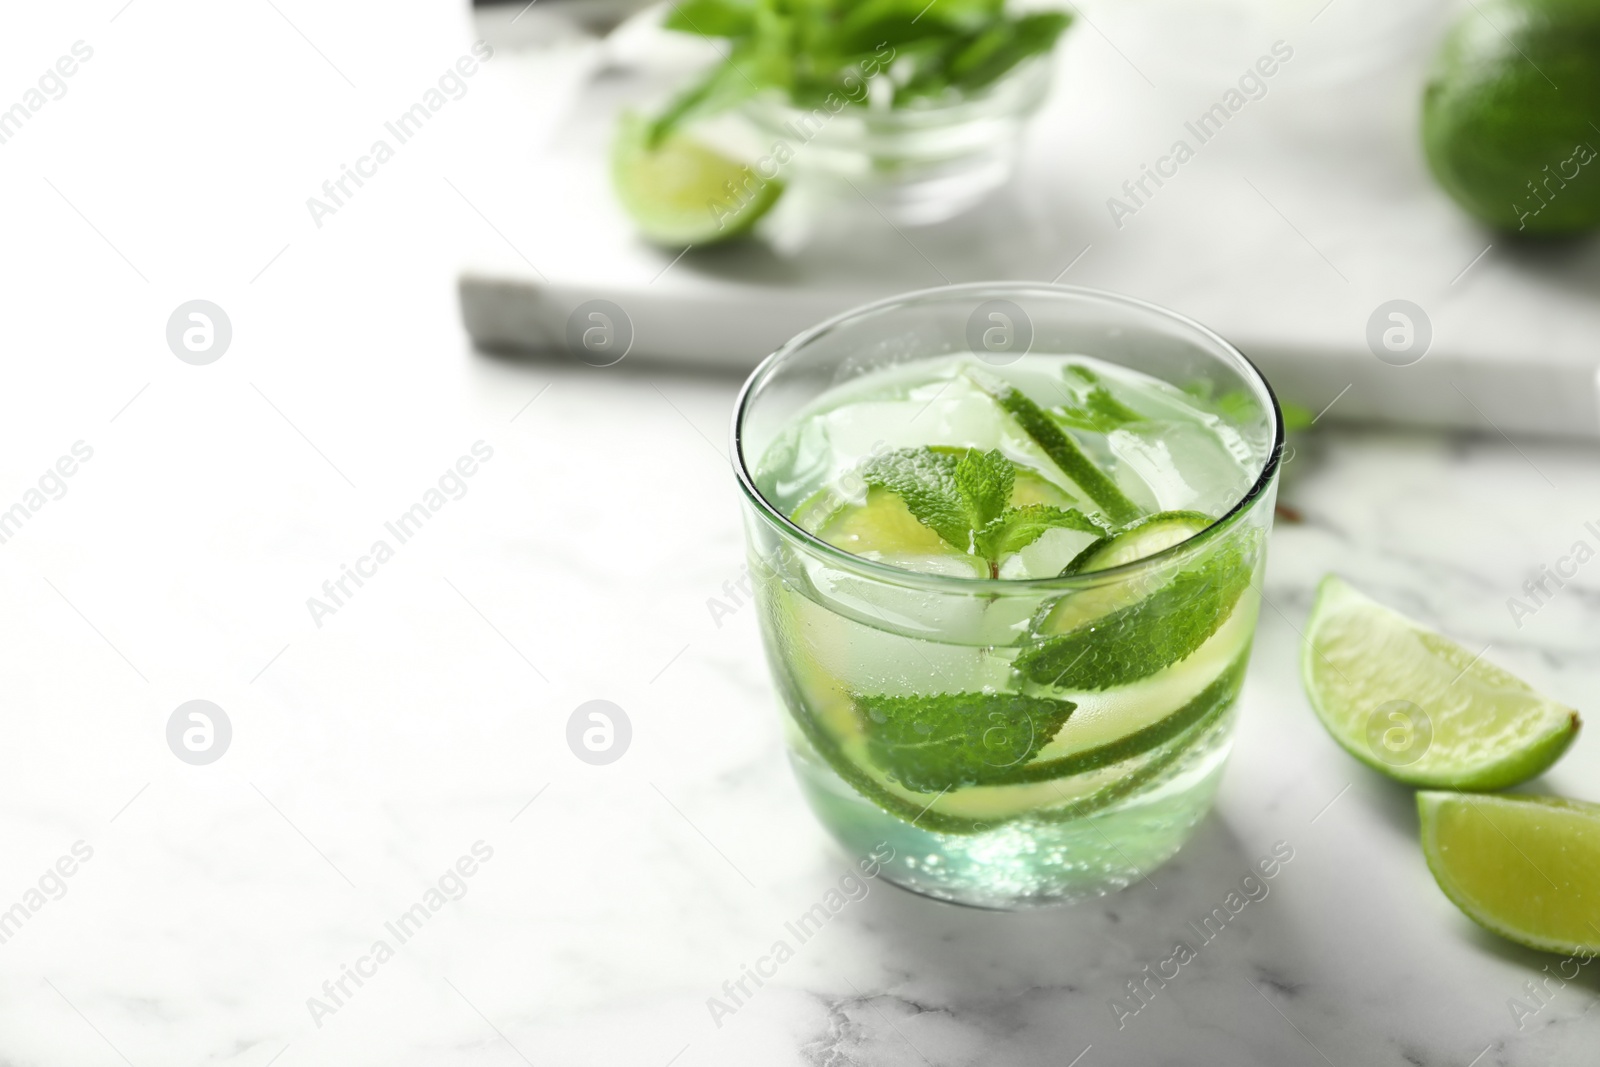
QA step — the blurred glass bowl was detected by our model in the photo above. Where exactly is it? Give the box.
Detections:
[738,58,1054,227]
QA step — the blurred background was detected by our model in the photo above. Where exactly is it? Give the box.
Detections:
[465,0,1600,437]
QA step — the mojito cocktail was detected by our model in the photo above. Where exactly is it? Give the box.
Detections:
[733,286,1282,907]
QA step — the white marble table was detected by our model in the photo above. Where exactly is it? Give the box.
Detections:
[3,3,1600,1066]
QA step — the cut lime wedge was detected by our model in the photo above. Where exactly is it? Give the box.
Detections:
[1303,575,1580,790]
[1419,791,1600,954]
[611,113,781,246]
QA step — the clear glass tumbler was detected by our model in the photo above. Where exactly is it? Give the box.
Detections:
[732,284,1283,908]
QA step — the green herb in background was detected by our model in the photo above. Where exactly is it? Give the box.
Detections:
[1181,380,1313,433]
[650,0,1072,144]
[1053,363,1146,433]
[1280,401,1313,431]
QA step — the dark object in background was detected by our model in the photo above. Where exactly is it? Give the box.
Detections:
[1421,0,1600,235]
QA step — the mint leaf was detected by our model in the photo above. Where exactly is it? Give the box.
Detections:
[647,42,771,146]
[967,370,1142,525]
[854,691,1076,792]
[858,445,1015,556]
[1053,367,1144,433]
[860,447,968,550]
[975,504,1106,561]
[859,445,1102,574]
[952,447,1013,533]
[1182,380,1287,430]
[1281,402,1314,431]
[839,0,998,49]
[946,11,1070,91]
[648,1,1073,141]
[663,0,758,37]
[1053,387,1144,432]
[1015,535,1257,690]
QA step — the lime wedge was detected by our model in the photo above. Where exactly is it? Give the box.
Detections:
[610,113,781,246]
[1419,791,1600,954]
[1303,575,1580,789]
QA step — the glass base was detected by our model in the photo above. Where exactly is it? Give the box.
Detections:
[791,710,1235,909]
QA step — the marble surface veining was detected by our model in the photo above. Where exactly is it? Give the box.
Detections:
[3,346,1598,1066]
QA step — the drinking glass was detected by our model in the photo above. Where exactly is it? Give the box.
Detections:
[731,284,1283,908]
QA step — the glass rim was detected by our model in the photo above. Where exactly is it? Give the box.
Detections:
[729,282,1285,593]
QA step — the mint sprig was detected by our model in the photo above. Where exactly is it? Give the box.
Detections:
[650,0,1073,144]
[974,504,1105,562]
[854,690,1076,792]
[860,447,1106,576]
[1053,364,1145,433]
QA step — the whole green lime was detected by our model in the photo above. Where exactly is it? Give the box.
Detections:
[1421,0,1600,235]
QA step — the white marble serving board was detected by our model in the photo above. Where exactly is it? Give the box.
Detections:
[460,0,1600,439]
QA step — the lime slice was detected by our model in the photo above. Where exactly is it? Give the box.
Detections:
[1302,575,1580,789]
[1031,600,1256,757]
[965,369,1143,525]
[1014,650,1248,781]
[806,486,954,560]
[1061,510,1214,576]
[794,462,1081,577]
[1419,791,1600,954]
[768,598,1241,836]
[785,663,1231,834]
[611,113,781,246]
[1038,510,1217,634]
[770,584,1251,834]
[1018,525,1259,692]
[774,654,1112,832]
